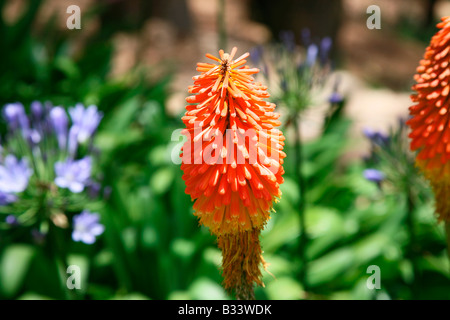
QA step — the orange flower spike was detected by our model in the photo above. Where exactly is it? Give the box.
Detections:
[181,47,285,299]
[407,16,450,222]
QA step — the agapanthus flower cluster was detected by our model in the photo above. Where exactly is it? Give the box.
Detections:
[0,101,104,245]
[251,29,338,115]
[362,119,426,194]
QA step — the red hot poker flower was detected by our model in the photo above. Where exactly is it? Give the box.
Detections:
[180,47,285,299]
[407,16,450,222]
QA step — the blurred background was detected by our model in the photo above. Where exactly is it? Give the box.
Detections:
[0,0,449,300]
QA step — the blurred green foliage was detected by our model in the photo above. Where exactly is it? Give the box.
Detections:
[0,0,449,300]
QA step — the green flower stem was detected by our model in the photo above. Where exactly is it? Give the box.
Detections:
[405,188,420,298]
[47,222,73,300]
[445,221,450,272]
[218,0,226,51]
[292,115,308,292]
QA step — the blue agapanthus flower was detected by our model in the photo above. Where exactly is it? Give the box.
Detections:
[320,37,332,65]
[362,128,390,146]
[69,104,103,144]
[363,168,385,183]
[306,43,319,67]
[54,156,92,193]
[5,214,19,226]
[30,101,44,120]
[49,106,69,150]
[329,92,344,104]
[72,210,104,244]
[279,30,296,52]
[0,155,32,204]
[0,192,17,206]
[4,102,29,136]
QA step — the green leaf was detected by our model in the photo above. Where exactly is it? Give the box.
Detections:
[262,255,294,279]
[353,233,389,263]
[188,277,228,300]
[95,128,142,154]
[54,56,80,79]
[279,177,300,204]
[141,225,158,249]
[308,248,354,286]
[202,248,222,266]
[261,209,299,253]
[0,245,36,298]
[67,254,90,296]
[102,97,140,133]
[168,290,192,300]
[265,277,305,300]
[122,227,138,253]
[148,145,171,167]
[17,292,52,300]
[111,292,150,300]
[171,238,195,260]
[150,167,174,195]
